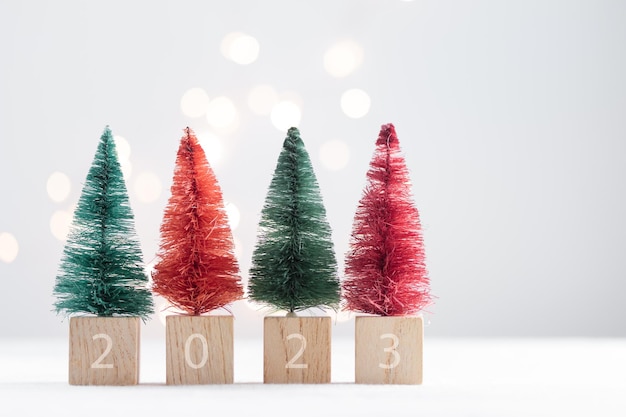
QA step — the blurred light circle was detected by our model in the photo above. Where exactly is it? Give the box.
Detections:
[50,210,72,241]
[341,88,371,118]
[114,135,133,181]
[113,135,131,162]
[232,235,243,263]
[47,172,71,203]
[120,159,133,181]
[319,140,350,171]
[323,40,364,78]
[0,232,19,263]
[270,101,302,132]
[221,32,260,65]
[155,296,172,327]
[224,201,241,230]
[134,171,162,203]
[248,84,279,115]
[180,87,210,118]
[197,132,224,167]
[206,96,238,130]
[328,307,353,323]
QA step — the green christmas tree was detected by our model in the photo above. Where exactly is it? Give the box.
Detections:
[53,126,153,319]
[248,127,340,314]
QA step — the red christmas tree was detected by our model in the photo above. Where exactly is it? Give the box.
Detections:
[342,123,432,316]
[152,127,243,315]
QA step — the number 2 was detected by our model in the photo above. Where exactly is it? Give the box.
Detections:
[90,333,114,369]
[379,333,401,369]
[285,333,308,369]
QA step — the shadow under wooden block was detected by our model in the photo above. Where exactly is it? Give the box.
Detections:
[68,316,140,385]
[264,316,331,384]
[166,315,234,384]
[355,315,423,384]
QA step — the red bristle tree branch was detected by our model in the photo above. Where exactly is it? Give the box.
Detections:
[151,127,243,315]
[342,123,432,316]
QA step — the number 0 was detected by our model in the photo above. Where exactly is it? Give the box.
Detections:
[90,333,114,369]
[184,333,209,369]
[379,333,401,369]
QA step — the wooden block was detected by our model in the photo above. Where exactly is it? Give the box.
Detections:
[68,316,140,385]
[355,315,423,384]
[165,315,234,384]
[264,316,331,383]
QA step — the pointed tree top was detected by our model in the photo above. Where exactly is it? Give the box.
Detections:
[285,127,302,145]
[282,127,304,154]
[100,126,116,148]
[181,126,198,149]
[376,123,399,147]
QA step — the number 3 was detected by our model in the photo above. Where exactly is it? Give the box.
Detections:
[379,333,401,369]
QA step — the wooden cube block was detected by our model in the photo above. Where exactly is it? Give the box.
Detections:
[264,316,331,384]
[68,316,140,385]
[165,315,234,384]
[355,315,423,384]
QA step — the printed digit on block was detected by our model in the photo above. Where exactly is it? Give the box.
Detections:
[90,333,114,369]
[184,333,209,369]
[285,333,308,369]
[379,333,401,369]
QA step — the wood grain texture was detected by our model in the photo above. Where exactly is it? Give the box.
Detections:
[68,316,140,385]
[165,315,233,384]
[355,315,423,384]
[264,316,331,384]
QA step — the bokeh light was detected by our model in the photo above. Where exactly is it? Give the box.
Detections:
[120,160,133,182]
[134,171,162,203]
[0,232,19,263]
[113,135,131,162]
[319,140,350,171]
[224,201,240,230]
[248,84,279,115]
[197,132,223,167]
[155,296,174,327]
[50,210,72,241]
[220,32,260,65]
[270,100,302,132]
[180,87,210,118]
[328,308,354,323]
[46,171,71,203]
[113,135,133,180]
[206,96,238,131]
[323,39,364,78]
[232,235,243,265]
[340,88,371,118]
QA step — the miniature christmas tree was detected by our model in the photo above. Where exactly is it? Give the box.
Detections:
[151,127,243,315]
[342,123,431,316]
[53,126,153,319]
[248,127,340,314]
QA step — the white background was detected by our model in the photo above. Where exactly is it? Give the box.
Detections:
[1,0,625,340]
[2,338,625,416]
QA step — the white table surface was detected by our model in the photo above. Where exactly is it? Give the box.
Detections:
[1,337,624,416]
